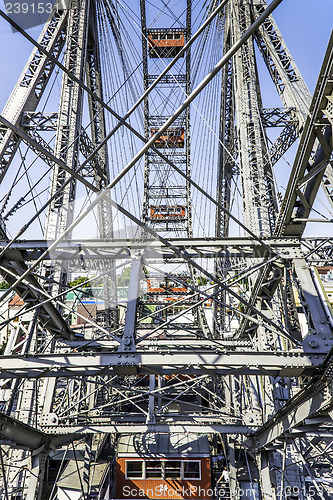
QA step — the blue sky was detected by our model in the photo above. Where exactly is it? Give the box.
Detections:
[0,0,332,240]
[273,0,333,93]
[0,0,332,107]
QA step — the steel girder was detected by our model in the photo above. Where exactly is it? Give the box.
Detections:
[253,1,311,125]
[275,34,333,237]
[0,1,115,496]
[0,9,71,340]
[0,412,78,450]
[231,0,277,237]
[238,31,333,334]
[0,9,67,182]
[44,0,89,242]
[253,359,333,451]
[235,28,333,477]
[0,1,332,498]
[0,236,304,260]
[254,1,333,214]
[0,350,319,378]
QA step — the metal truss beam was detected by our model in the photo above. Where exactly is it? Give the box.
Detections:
[231,0,278,236]
[0,8,67,182]
[0,412,81,453]
[253,1,311,124]
[253,358,333,450]
[41,423,255,435]
[0,412,47,450]
[0,350,320,379]
[275,31,333,237]
[0,115,97,193]
[238,35,333,338]
[0,237,303,261]
[0,260,69,337]
[254,1,333,223]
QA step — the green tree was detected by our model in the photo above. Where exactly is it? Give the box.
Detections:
[117,267,131,286]
[197,276,208,286]
[68,276,91,289]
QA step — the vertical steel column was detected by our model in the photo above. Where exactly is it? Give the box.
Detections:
[258,451,275,500]
[35,3,91,496]
[222,3,282,495]
[215,3,235,337]
[140,0,150,227]
[45,0,90,244]
[86,2,118,329]
[186,0,193,238]
[118,256,141,355]
[231,0,277,236]
[39,0,91,423]
[216,5,235,240]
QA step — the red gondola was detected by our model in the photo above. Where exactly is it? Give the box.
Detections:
[150,205,186,220]
[148,29,185,58]
[151,127,185,148]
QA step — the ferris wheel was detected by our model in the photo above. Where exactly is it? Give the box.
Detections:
[0,0,332,498]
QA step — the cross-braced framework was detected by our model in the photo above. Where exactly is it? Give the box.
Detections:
[0,0,332,498]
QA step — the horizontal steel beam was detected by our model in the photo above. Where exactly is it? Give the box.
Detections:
[0,237,303,261]
[58,339,253,349]
[0,350,321,379]
[40,423,254,435]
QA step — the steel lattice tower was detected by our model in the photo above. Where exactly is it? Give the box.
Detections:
[0,1,332,499]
